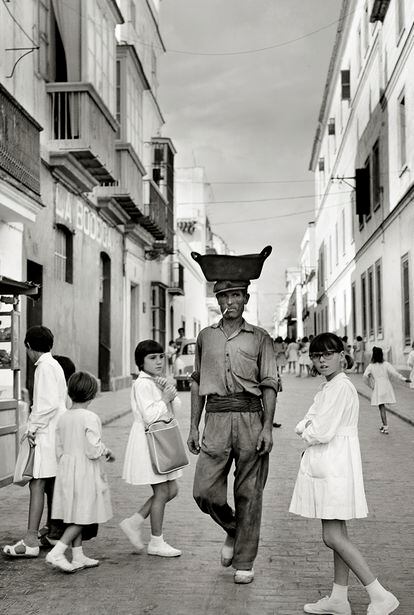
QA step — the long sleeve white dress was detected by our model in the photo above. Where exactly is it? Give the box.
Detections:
[122,372,183,485]
[52,409,112,524]
[27,353,67,478]
[289,372,368,520]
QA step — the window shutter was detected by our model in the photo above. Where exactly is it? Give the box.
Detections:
[355,167,371,216]
[341,70,351,100]
[328,118,336,135]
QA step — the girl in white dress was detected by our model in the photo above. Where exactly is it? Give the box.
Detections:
[289,333,398,615]
[363,346,411,434]
[46,372,114,573]
[120,340,182,558]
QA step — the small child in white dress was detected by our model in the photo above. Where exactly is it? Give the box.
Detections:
[289,333,399,615]
[363,346,411,434]
[120,340,182,558]
[46,372,114,573]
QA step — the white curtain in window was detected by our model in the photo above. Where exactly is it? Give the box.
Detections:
[51,0,81,81]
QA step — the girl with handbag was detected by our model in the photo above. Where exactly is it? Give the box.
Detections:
[45,371,115,573]
[120,340,183,558]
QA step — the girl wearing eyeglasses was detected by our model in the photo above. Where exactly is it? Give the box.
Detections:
[289,333,398,615]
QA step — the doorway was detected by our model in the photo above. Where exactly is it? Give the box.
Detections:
[99,253,111,391]
[130,284,139,374]
[26,260,43,401]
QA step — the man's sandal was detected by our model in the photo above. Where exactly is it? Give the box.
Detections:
[3,540,40,557]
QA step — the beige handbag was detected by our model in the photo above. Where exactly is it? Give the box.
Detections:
[13,435,35,486]
[145,417,189,475]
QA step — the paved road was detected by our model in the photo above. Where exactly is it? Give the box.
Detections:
[1,374,413,614]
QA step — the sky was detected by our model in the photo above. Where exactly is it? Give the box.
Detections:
[158,0,343,330]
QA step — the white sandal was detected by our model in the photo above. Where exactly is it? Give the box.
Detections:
[3,539,39,558]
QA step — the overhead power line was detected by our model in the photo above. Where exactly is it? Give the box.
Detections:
[178,190,352,206]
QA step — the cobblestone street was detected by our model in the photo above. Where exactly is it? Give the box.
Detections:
[1,374,413,615]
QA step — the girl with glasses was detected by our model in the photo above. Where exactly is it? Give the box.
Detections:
[289,333,398,615]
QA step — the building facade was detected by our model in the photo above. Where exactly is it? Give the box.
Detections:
[0,0,177,399]
[307,0,414,368]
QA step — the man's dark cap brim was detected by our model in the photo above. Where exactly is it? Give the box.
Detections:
[213,280,250,295]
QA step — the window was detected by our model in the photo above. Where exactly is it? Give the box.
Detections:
[357,26,362,73]
[368,266,374,336]
[341,69,351,100]
[398,92,407,168]
[364,157,372,220]
[351,282,357,337]
[54,225,73,283]
[343,290,347,337]
[115,60,121,139]
[318,157,325,172]
[329,235,332,274]
[355,164,371,224]
[151,283,166,348]
[341,209,346,254]
[401,255,411,345]
[332,298,337,330]
[372,140,381,210]
[375,259,383,335]
[396,0,405,39]
[335,223,339,265]
[130,0,136,29]
[318,243,325,294]
[328,118,336,135]
[361,273,367,338]
[363,2,369,54]
[38,0,50,79]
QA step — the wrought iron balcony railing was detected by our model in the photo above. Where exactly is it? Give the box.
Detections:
[0,83,42,198]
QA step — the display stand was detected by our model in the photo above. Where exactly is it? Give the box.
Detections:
[0,276,38,487]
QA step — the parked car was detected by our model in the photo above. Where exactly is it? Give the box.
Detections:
[173,338,196,390]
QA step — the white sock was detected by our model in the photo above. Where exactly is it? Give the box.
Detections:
[72,546,84,562]
[330,583,348,601]
[131,512,144,527]
[50,540,67,557]
[365,579,389,602]
[149,534,164,545]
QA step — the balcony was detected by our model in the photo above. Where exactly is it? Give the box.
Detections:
[95,143,145,224]
[140,180,174,253]
[168,261,184,296]
[0,83,42,200]
[46,83,118,192]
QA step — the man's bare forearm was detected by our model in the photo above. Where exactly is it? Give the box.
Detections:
[190,380,205,429]
[261,388,277,428]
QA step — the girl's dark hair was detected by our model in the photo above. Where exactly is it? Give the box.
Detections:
[371,346,384,363]
[53,355,76,383]
[356,335,363,341]
[24,325,54,352]
[309,332,354,372]
[68,371,98,403]
[275,336,283,343]
[134,339,164,370]
[302,336,309,343]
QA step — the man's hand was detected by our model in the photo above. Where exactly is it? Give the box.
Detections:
[187,428,200,455]
[105,449,116,462]
[256,427,273,455]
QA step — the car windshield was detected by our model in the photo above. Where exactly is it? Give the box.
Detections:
[182,343,196,355]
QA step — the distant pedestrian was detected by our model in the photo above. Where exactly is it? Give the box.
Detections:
[286,338,299,374]
[298,336,312,377]
[273,336,287,373]
[363,346,411,434]
[175,328,186,351]
[46,371,114,573]
[342,335,352,354]
[407,341,414,389]
[289,333,399,615]
[353,335,365,373]
[3,326,67,559]
[120,340,182,558]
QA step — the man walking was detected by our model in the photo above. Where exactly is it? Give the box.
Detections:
[187,268,277,584]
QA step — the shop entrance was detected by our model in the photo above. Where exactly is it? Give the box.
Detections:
[99,253,111,391]
[26,260,43,401]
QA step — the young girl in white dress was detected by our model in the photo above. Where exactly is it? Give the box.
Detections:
[120,340,182,558]
[363,346,411,434]
[46,372,114,573]
[289,333,399,615]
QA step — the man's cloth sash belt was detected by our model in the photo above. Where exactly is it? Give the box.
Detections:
[206,392,262,413]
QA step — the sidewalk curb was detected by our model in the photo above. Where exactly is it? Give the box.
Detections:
[102,408,131,427]
[356,388,414,427]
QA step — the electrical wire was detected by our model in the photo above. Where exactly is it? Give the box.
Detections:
[1,0,38,47]
[178,189,352,206]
